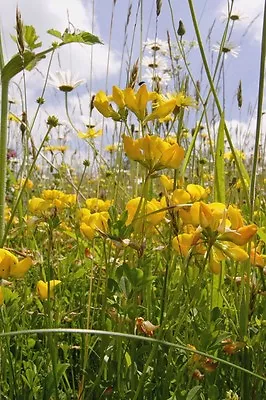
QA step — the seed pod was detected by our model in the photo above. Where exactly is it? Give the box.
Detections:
[237,80,242,109]
[16,7,24,54]
[128,59,139,89]
[177,20,186,37]
[156,0,162,17]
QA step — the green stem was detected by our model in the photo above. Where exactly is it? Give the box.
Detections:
[1,125,53,246]
[0,79,9,244]
[187,0,250,208]
[250,0,266,218]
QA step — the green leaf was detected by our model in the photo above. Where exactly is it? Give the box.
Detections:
[43,363,69,400]
[47,29,62,39]
[25,53,46,71]
[186,385,202,400]
[123,263,144,287]
[125,351,132,367]
[2,51,36,81]
[23,25,42,50]
[62,30,102,45]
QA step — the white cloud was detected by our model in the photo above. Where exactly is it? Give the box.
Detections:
[0,0,122,160]
[219,0,263,42]
[0,0,121,87]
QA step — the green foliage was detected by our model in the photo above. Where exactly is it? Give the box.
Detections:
[47,28,103,45]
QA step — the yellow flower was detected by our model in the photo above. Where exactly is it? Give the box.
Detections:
[172,189,191,205]
[124,84,149,121]
[143,99,176,123]
[77,128,102,139]
[250,247,265,268]
[160,175,174,191]
[37,280,61,300]
[123,135,184,172]
[80,212,109,240]
[111,86,126,109]
[144,92,196,123]
[94,91,121,121]
[4,206,11,222]
[224,149,245,162]
[18,178,34,190]
[125,197,166,233]
[186,184,207,201]
[172,233,195,257]
[44,145,68,153]
[219,224,257,246]
[85,198,111,212]
[227,205,244,229]
[105,144,118,153]
[0,249,32,279]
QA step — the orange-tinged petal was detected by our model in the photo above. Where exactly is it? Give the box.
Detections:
[250,248,265,267]
[219,224,257,245]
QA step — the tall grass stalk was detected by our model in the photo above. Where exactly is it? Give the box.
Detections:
[250,0,266,219]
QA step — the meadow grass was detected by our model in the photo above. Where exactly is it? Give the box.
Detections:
[0,1,265,399]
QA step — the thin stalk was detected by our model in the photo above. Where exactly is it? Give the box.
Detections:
[0,29,4,72]
[249,0,266,218]
[186,0,250,208]
[1,125,53,246]
[0,79,9,244]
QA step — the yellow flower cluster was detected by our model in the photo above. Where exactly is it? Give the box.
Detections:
[28,190,76,216]
[126,196,166,234]
[93,84,196,123]
[172,202,257,274]
[123,135,184,173]
[78,198,112,240]
[0,249,32,279]
[44,145,68,153]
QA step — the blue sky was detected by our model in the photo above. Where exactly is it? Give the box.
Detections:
[0,0,264,160]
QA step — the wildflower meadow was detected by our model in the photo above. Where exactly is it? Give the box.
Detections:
[0,1,265,399]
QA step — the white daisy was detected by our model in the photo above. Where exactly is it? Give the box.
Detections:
[143,38,169,55]
[142,68,171,87]
[212,41,240,59]
[142,55,168,72]
[220,9,248,23]
[48,70,85,92]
